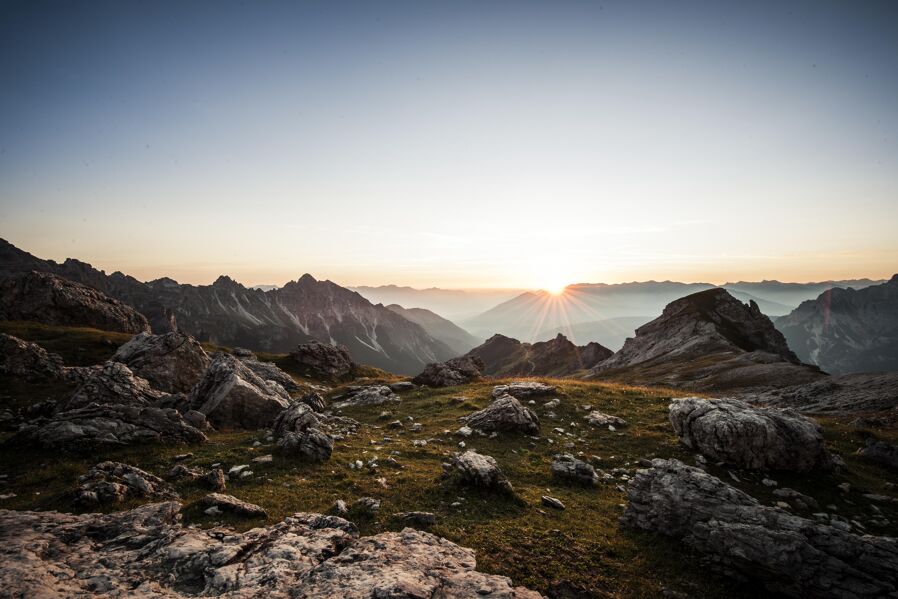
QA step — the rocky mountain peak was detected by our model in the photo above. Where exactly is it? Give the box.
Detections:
[466,331,611,377]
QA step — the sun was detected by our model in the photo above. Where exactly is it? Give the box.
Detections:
[545,281,568,296]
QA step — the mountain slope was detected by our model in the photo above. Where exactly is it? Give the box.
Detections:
[352,285,522,321]
[534,316,653,351]
[0,239,453,374]
[775,275,898,374]
[466,332,612,377]
[588,288,823,391]
[385,304,481,356]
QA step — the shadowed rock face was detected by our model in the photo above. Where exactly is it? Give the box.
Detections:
[589,288,823,392]
[0,502,541,598]
[412,356,484,387]
[466,333,611,377]
[0,271,150,334]
[465,394,540,435]
[75,461,178,507]
[189,353,291,429]
[111,332,211,393]
[776,274,898,375]
[669,397,831,472]
[747,371,898,414]
[290,341,356,380]
[0,333,66,381]
[622,459,898,599]
[58,361,170,412]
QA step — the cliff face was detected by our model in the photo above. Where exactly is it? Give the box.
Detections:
[776,275,898,374]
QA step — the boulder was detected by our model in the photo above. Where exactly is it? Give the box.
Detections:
[8,403,207,450]
[551,454,599,485]
[111,332,211,393]
[290,341,356,380]
[298,391,327,412]
[584,411,627,428]
[351,497,381,517]
[75,461,177,506]
[168,465,226,491]
[452,450,511,491]
[273,402,321,437]
[389,381,416,392]
[622,458,898,598]
[412,356,483,387]
[0,333,66,381]
[58,361,171,412]
[669,397,831,472]
[542,496,565,510]
[464,394,540,435]
[393,511,436,526]
[278,429,334,462]
[858,439,898,470]
[331,385,399,409]
[491,381,557,399]
[200,493,268,518]
[236,354,300,392]
[189,353,291,429]
[0,271,150,333]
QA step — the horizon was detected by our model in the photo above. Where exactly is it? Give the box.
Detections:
[2,1,898,288]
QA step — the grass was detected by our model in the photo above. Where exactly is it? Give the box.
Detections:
[1,322,897,597]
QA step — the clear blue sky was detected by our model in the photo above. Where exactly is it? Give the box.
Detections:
[1,1,896,288]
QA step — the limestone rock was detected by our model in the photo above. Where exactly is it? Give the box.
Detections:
[858,439,898,470]
[290,341,356,380]
[9,403,207,450]
[75,461,177,506]
[0,271,150,334]
[622,458,898,598]
[237,354,300,392]
[669,397,831,472]
[412,356,484,387]
[491,381,557,399]
[111,332,211,393]
[394,511,436,526]
[298,391,327,412]
[278,429,333,462]
[551,454,598,485]
[200,493,268,518]
[465,394,540,435]
[452,450,511,490]
[584,411,627,428]
[0,333,66,381]
[389,381,416,392]
[273,402,321,437]
[59,361,171,412]
[189,353,291,429]
[331,385,399,409]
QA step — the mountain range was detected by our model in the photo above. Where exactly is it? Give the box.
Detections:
[0,239,454,374]
[466,332,612,377]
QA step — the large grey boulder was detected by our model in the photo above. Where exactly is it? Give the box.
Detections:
[272,402,334,462]
[0,503,541,598]
[290,341,356,380]
[412,356,483,387]
[189,353,291,429]
[551,454,598,485]
[58,361,171,412]
[331,385,399,410]
[273,402,321,437]
[669,397,831,472]
[491,381,557,399]
[236,353,300,392]
[111,332,211,393]
[0,333,66,381]
[8,403,207,450]
[622,458,898,599]
[464,394,540,435]
[451,450,512,492]
[75,461,177,507]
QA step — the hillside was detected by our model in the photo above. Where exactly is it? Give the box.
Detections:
[385,304,481,356]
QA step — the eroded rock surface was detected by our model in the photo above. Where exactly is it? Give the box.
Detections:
[201,493,268,518]
[491,382,557,399]
[0,502,541,597]
[59,361,171,412]
[452,450,512,491]
[290,341,356,380]
[75,461,177,506]
[584,411,627,428]
[189,353,291,429]
[111,332,211,393]
[465,394,540,435]
[622,458,898,599]
[0,333,66,381]
[236,354,300,392]
[858,439,898,470]
[412,356,484,387]
[669,397,831,472]
[9,403,207,450]
[331,385,399,410]
[551,454,598,485]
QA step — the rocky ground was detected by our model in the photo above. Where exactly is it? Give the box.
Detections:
[1,321,897,598]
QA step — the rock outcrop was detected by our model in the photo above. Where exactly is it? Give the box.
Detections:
[491,382,557,399]
[622,459,898,598]
[9,403,207,449]
[0,502,540,597]
[452,451,512,491]
[58,361,170,412]
[669,397,831,472]
[189,353,291,429]
[776,274,898,375]
[749,371,898,414]
[331,385,399,409]
[589,288,823,392]
[0,333,67,381]
[290,341,356,380]
[551,454,598,485]
[237,355,300,392]
[201,493,268,518]
[0,270,149,333]
[272,402,334,462]
[412,356,484,387]
[75,461,177,506]
[111,332,211,393]
[464,394,540,435]
[584,411,627,428]
[466,333,612,377]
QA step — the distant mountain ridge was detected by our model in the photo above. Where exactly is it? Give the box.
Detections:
[0,239,453,374]
[385,304,481,356]
[466,332,612,377]
[352,285,524,321]
[776,275,898,375]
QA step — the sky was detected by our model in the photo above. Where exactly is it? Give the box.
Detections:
[1,0,897,290]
